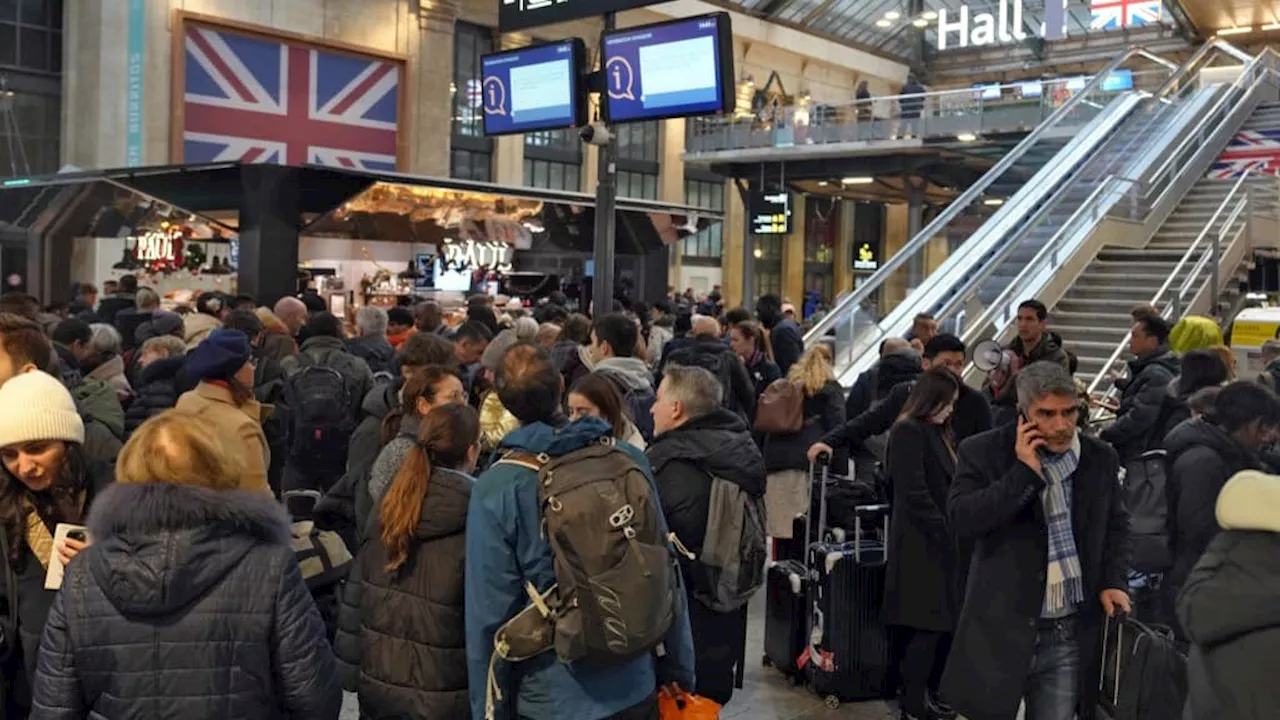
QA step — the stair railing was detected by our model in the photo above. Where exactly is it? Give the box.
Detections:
[1126,46,1280,215]
[801,46,1178,349]
[1085,170,1257,398]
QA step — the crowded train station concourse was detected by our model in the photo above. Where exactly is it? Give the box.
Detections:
[3,0,1280,717]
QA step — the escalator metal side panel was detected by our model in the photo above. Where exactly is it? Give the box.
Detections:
[832,95,1144,387]
[976,83,1260,355]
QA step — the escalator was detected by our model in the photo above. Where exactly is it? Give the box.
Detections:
[813,41,1262,386]
[812,46,1183,385]
[946,43,1277,392]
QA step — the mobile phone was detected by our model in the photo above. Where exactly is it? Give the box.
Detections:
[66,530,86,542]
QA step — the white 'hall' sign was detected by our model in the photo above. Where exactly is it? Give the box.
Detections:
[937,0,1069,51]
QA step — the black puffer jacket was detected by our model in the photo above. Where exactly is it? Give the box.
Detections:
[1163,418,1261,623]
[336,467,472,719]
[1101,346,1180,462]
[1178,470,1280,720]
[123,356,185,436]
[30,482,341,719]
[647,407,766,706]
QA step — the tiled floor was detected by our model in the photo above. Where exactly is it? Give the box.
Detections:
[340,593,893,719]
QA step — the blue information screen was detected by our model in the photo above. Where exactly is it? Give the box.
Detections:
[602,13,732,124]
[482,39,584,136]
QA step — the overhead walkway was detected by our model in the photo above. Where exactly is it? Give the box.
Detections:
[685,70,1172,166]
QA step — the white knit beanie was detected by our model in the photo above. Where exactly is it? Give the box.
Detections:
[0,371,86,447]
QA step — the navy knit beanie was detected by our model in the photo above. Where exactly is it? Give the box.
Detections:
[186,329,251,381]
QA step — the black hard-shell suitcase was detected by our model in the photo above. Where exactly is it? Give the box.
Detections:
[762,558,808,683]
[805,505,891,709]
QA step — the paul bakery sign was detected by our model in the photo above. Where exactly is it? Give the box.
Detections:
[499,0,666,32]
[937,0,1069,50]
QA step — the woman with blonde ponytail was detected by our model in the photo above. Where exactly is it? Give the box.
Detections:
[336,403,480,719]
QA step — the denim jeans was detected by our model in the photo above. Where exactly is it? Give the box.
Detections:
[1024,615,1080,720]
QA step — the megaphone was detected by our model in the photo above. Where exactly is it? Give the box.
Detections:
[972,339,1012,373]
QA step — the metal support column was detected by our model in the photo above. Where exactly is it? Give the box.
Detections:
[737,179,755,305]
[906,180,926,291]
[591,12,618,315]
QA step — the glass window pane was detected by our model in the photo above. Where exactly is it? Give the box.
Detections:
[549,161,564,190]
[0,23,15,66]
[0,0,14,22]
[567,166,580,192]
[18,0,44,24]
[50,28,59,72]
[644,174,656,199]
[19,27,47,71]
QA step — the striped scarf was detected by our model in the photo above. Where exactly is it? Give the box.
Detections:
[1039,434,1083,616]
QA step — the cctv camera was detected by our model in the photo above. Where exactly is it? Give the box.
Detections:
[580,122,613,146]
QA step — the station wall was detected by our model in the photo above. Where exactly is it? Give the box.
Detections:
[59,0,910,308]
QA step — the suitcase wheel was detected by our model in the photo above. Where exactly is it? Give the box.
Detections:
[824,695,840,710]
[761,655,772,668]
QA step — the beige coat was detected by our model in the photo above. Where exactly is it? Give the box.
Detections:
[183,312,221,350]
[174,382,271,493]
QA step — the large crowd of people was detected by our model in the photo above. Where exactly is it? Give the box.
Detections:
[0,281,1273,719]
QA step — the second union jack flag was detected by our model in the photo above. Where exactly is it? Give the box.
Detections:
[1090,0,1162,31]
[181,22,401,170]
[1211,129,1280,179]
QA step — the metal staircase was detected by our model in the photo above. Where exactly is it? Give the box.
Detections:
[1058,175,1279,380]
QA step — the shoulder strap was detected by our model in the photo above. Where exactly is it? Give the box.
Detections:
[497,450,546,472]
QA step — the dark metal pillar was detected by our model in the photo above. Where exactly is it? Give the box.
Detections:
[237,164,300,309]
[591,12,619,315]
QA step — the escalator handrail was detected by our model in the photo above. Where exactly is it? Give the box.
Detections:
[1085,170,1255,396]
[801,46,1177,345]
[927,102,1149,329]
[934,83,1209,336]
[1149,38,1254,100]
[954,175,1138,348]
[1141,46,1280,208]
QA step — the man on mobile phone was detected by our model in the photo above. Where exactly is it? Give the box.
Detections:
[941,362,1131,720]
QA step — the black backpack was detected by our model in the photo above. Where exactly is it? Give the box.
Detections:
[284,364,353,471]
[668,347,740,417]
[1123,397,1179,574]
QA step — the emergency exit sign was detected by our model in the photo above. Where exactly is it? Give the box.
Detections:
[499,0,668,32]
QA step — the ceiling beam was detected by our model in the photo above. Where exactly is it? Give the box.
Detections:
[695,0,912,64]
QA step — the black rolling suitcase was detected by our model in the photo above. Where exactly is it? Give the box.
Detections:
[805,504,891,709]
[762,558,808,683]
[1098,613,1187,720]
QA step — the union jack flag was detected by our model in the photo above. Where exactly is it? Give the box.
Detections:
[1090,0,1162,30]
[1210,129,1280,179]
[181,24,401,170]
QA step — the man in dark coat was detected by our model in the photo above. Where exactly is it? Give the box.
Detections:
[845,337,917,421]
[93,274,137,327]
[943,361,1132,720]
[1100,314,1179,463]
[810,335,991,470]
[1008,300,1070,369]
[663,316,757,424]
[648,363,767,707]
[756,294,803,376]
[348,306,398,378]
